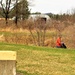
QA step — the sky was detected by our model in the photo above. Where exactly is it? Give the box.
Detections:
[29,0,75,14]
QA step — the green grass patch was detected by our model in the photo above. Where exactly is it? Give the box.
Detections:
[0,42,75,75]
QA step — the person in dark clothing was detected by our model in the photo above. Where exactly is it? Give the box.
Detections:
[61,42,67,48]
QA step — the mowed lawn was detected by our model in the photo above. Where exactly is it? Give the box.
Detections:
[0,42,75,75]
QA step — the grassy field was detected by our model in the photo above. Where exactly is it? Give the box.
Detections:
[0,42,75,75]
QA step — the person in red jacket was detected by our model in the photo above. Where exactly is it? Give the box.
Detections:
[56,36,67,48]
[56,36,62,48]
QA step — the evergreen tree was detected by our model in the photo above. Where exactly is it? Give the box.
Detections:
[10,0,30,20]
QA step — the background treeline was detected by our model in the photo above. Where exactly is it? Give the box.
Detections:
[46,11,75,23]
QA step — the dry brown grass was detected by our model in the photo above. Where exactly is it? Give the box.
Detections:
[62,25,75,48]
[0,20,75,48]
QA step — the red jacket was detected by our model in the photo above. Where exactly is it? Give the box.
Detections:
[56,37,61,46]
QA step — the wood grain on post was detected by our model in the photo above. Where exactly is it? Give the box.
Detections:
[0,51,16,75]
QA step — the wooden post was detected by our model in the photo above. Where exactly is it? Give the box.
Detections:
[0,51,16,75]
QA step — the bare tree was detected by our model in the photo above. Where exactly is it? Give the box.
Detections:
[28,18,50,46]
[35,18,49,46]
[0,0,15,25]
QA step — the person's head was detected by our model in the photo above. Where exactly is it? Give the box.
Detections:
[59,36,61,39]
[58,34,62,38]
